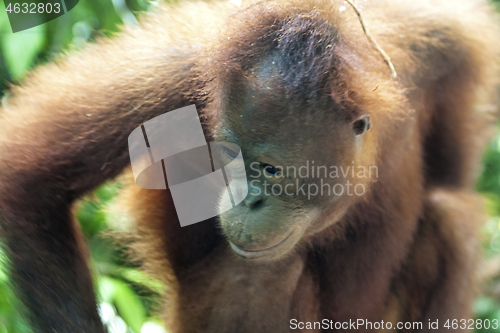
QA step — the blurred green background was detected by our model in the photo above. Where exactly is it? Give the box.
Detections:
[1,0,500,332]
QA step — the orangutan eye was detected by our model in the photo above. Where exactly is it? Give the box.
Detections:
[352,115,371,135]
[261,163,282,177]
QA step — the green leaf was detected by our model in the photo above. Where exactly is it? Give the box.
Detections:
[1,23,46,80]
[98,276,146,333]
[0,2,10,33]
[98,276,115,304]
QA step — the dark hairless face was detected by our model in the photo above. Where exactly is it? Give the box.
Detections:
[214,55,372,260]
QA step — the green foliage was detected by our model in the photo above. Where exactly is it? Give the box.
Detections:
[0,249,33,333]
[1,23,45,79]
[99,276,147,333]
[475,130,500,333]
[0,0,153,91]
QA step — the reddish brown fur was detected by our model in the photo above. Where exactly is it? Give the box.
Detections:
[0,0,498,332]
